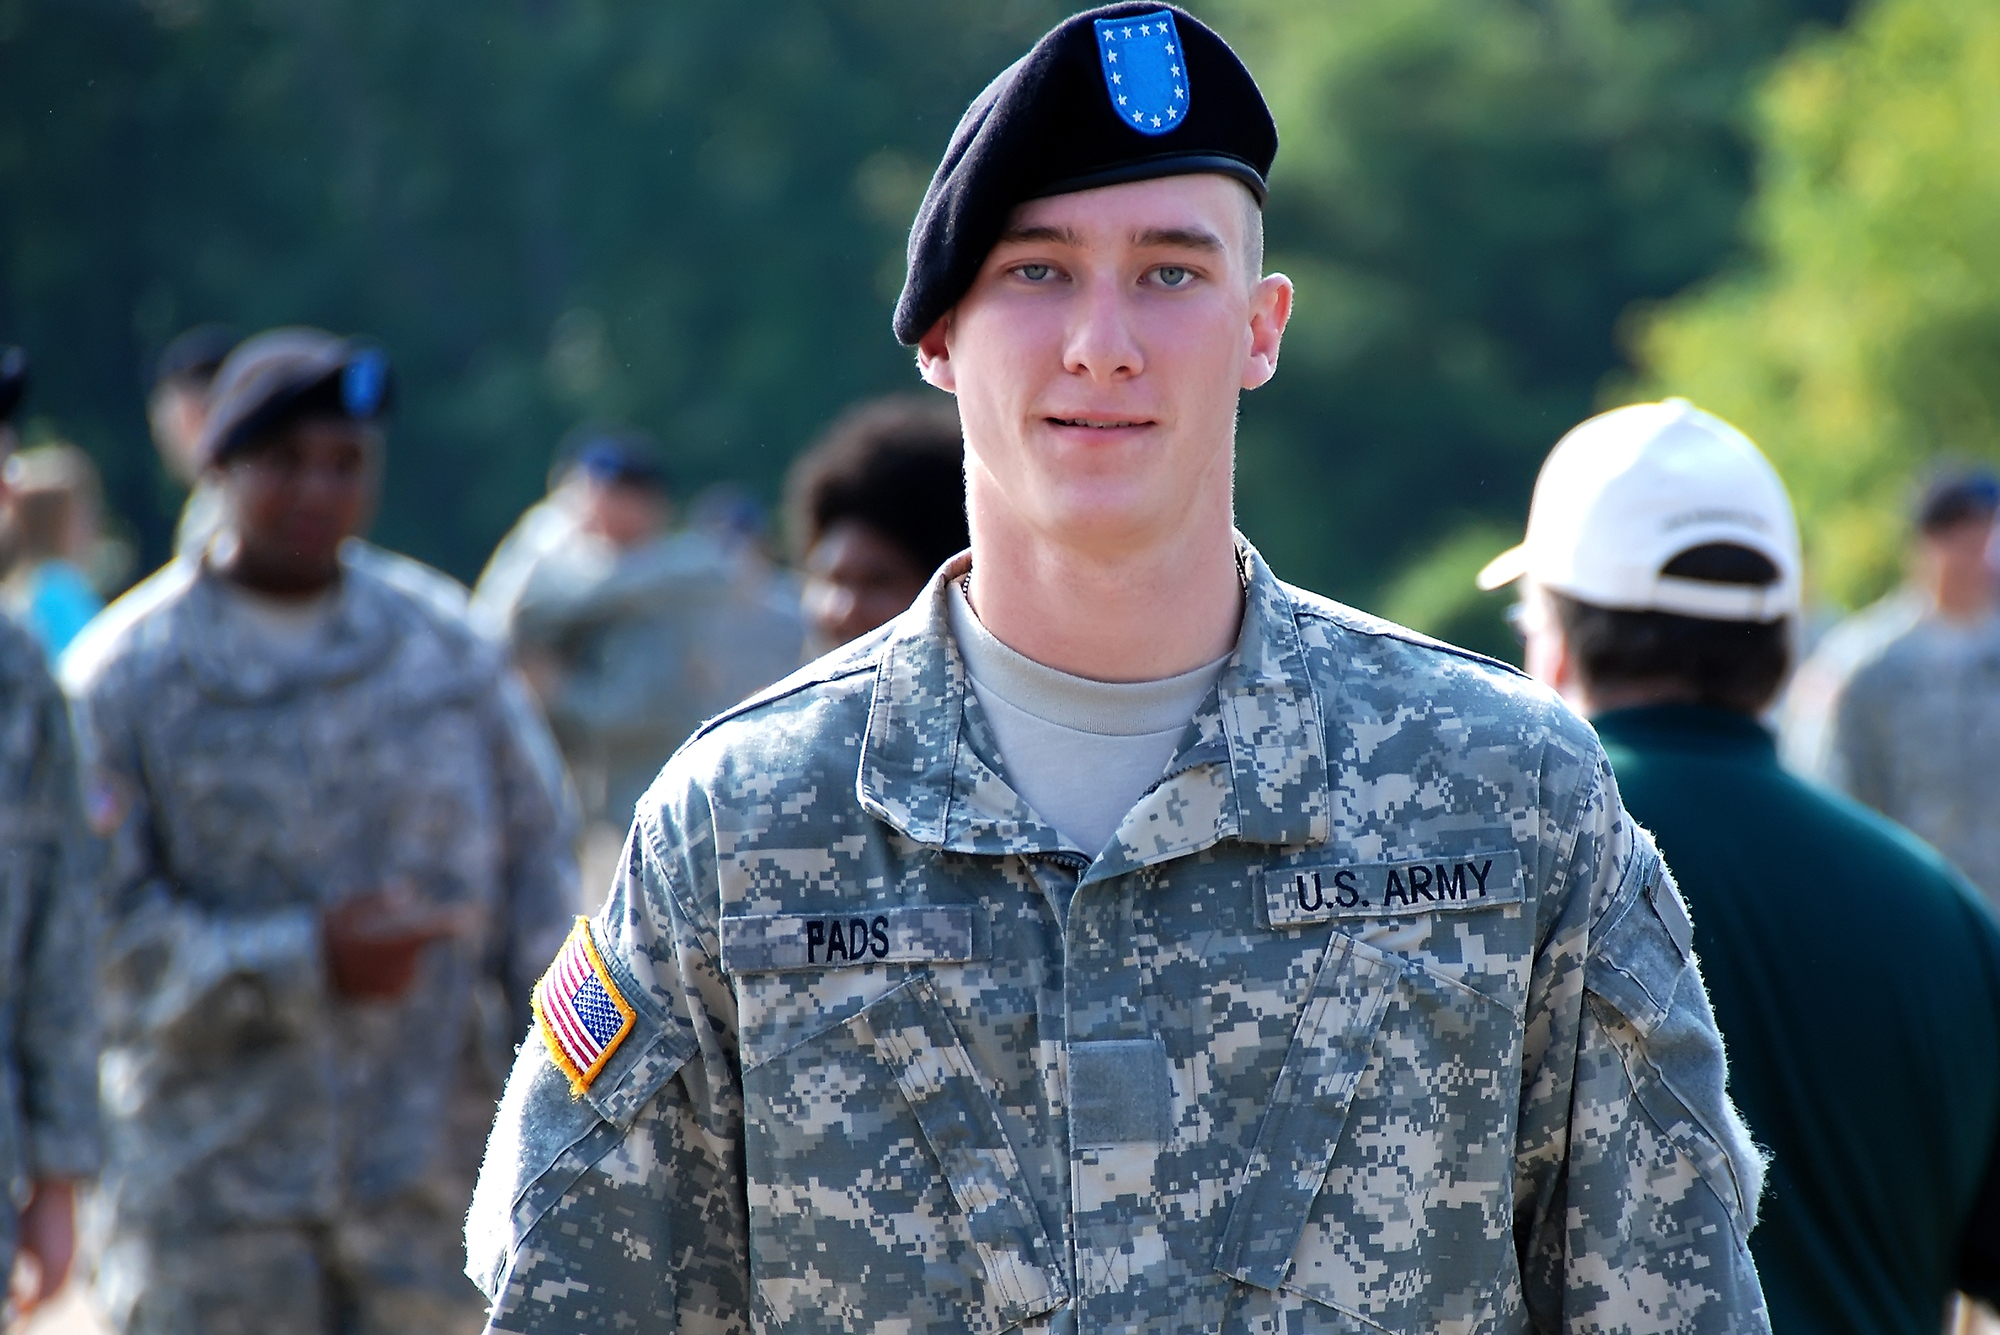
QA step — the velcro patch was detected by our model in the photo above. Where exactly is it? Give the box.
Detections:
[533,918,636,1099]
[719,905,981,974]
[1263,849,1525,928]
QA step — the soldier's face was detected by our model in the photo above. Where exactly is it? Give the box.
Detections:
[919,174,1291,558]
[220,418,378,590]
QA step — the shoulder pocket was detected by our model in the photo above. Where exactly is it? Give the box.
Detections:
[466,996,692,1297]
[1584,838,1759,1235]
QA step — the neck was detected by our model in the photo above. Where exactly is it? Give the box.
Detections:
[1576,680,1703,716]
[964,509,1242,683]
[213,536,342,600]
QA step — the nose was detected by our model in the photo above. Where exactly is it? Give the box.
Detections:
[1061,271,1144,383]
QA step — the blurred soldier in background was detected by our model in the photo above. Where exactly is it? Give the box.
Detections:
[62,328,575,1335]
[784,394,967,653]
[1783,468,2000,909]
[1486,399,2000,1335]
[0,348,104,1322]
[144,325,238,560]
[473,426,801,905]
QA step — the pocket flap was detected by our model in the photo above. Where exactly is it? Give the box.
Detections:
[1214,931,1402,1291]
[850,975,1068,1327]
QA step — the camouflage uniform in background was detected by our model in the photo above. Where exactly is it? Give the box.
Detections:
[63,542,576,1335]
[488,523,803,833]
[468,543,1768,1335]
[0,612,102,1275]
[1808,605,2000,910]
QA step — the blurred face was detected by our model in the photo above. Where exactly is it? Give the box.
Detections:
[148,382,211,486]
[801,519,928,650]
[917,174,1290,559]
[217,417,377,595]
[578,477,669,551]
[1919,513,1999,620]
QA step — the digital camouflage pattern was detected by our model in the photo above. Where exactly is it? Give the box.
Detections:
[468,543,1768,1335]
[0,612,101,1275]
[63,543,575,1333]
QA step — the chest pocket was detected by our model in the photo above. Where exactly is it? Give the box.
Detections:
[741,972,1066,1335]
[1219,875,1533,1331]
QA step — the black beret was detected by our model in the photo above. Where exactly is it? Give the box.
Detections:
[198,326,394,468]
[893,3,1276,345]
[0,346,25,425]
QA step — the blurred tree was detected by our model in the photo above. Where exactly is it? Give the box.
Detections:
[2,0,1845,607]
[1631,0,2000,609]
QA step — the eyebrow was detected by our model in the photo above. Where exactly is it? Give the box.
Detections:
[1132,226,1224,252]
[995,223,1087,248]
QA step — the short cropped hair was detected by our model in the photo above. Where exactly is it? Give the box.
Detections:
[784,396,968,578]
[1552,544,1792,715]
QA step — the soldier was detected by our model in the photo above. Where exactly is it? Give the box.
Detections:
[0,348,103,1317]
[62,328,575,1334]
[1483,399,2000,1335]
[1783,469,2000,911]
[467,7,1767,1333]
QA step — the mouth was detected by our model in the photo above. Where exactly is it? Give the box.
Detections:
[1045,416,1154,430]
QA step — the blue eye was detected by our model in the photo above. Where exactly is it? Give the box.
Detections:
[1154,266,1191,288]
[1017,264,1054,282]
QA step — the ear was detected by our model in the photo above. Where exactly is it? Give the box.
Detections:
[1241,272,1293,391]
[915,315,956,393]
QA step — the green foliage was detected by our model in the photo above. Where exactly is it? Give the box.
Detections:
[3,0,1843,603]
[1632,0,2000,609]
[1373,521,1522,663]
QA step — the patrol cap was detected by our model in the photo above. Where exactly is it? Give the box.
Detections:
[198,327,393,468]
[1477,398,1802,623]
[892,3,1277,345]
[1915,467,2000,534]
[0,346,25,424]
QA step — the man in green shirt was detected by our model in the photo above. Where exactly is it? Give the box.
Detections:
[1482,398,2000,1335]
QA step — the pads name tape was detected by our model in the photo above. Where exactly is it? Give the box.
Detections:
[533,918,635,1098]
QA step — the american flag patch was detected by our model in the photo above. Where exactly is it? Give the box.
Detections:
[533,918,636,1098]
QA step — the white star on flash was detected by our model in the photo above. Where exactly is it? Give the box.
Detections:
[1132,109,1144,122]
[1174,85,1184,98]
[1139,23,1150,34]
[1165,42,1175,53]
[1122,26,1132,37]
[1107,50,1117,62]
[1151,115,1162,126]
[1170,64,1180,76]
[1118,94,1128,104]
[1166,105,1178,119]
[1110,72,1121,83]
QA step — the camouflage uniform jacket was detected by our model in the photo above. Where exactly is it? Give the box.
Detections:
[0,613,101,1262]
[468,544,1768,1335]
[1817,608,2000,909]
[61,544,576,1231]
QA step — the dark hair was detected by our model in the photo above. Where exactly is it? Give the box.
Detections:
[1553,544,1791,715]
[784,395,967,577]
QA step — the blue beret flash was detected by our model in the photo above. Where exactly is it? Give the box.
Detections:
[341,348,390,419]
[1096,12,1188,135]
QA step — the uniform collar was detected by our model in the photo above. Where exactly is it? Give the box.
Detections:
[857,536,1330,873]
[176,540,397,702]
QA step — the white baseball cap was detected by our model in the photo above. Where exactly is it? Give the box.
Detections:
[1476,398,1801,622]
